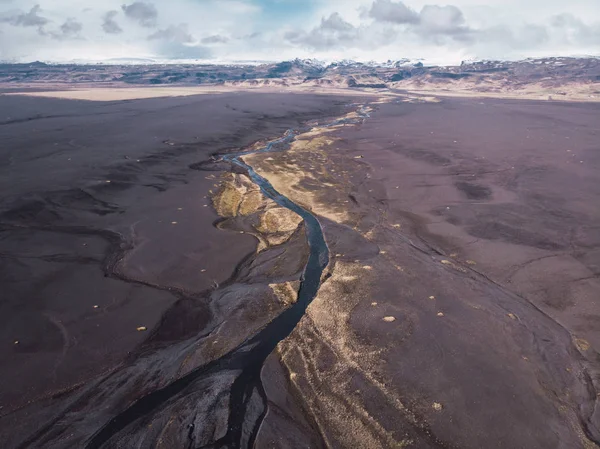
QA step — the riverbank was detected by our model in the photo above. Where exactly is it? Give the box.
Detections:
[1,87,599,448]
[249,96,600,448]
[0,90,362,447]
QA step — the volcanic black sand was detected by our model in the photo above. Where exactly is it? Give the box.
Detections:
[244,96,600,449]
[1,89,600,449]
[0,90,358,447]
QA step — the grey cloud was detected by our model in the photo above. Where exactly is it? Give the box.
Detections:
[475,14,598,53]
[285,12,407,51]
[364,0,599,50]
[518,24,549,46]
[165,45,211,59]
[201,35,229,44]
[148,23,193,43]
[0,4,49,28]
[367,0,468,33]
[146,22,210,59]
[152,40,211,59]
[121,2,157,28]
[286,13,360,49]
[466,23,552,58]
[552,13,579,28]
[418,5,473,43]
[366,1,470,35]
[288,5,472,51]
[0,6,86,41]
[283,30,303,41]
[551,13,600,45]
[366,1,473,42]
[320,12,354,32]
[60,18,82,36]
[37,17,83,40]
[368,0,418,25]
[419,5,466,33]
[102,10,122,34]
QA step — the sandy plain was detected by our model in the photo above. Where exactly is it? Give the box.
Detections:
[0,88,358,447]
[248,96,600,448]
[0,85,599,448]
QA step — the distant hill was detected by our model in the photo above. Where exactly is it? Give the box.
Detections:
[1,57,598,99]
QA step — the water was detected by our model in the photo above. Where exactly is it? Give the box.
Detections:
[86,106,368,449]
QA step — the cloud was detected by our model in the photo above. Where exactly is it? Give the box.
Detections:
[287,4,471,52]
[102,10,122,34]
[320,12,354,32]
[60,18,82,36]
[148,23,193,43]
[551,13,600,45]
[368,0,418,25]
[121,2,157,28]
[39,17,82,40]
[0,0,598,64]
[419,5,467,34]
[201,35,229,44]
[147,23,210,59]
[152,40,211,59]
[0,4,49,28]
[367,1,471,37]
[286,1,476,53]
[286,13,360,49]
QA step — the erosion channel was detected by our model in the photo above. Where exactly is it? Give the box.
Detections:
[85,104,371,449]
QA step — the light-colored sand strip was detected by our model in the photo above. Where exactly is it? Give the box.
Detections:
[406,87,600,103]
[2,86,233,101]
[3,79,599,103]
[1,84,380,102]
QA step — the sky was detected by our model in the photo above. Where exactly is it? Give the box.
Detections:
[0,0,598,64]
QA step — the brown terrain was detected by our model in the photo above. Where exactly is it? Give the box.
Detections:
[0,58,599,448]
[1,56,599,102]
[248,97,600,448]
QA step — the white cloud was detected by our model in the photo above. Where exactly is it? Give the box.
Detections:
[148,23,193,43]
[0,0,598,64]
[419,5,466,33]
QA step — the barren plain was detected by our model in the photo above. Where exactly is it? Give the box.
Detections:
[0,59,599,448]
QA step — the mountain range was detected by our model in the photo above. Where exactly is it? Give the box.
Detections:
[1,57,599,101]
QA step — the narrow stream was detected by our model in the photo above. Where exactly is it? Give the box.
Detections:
[86,105,369,449]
